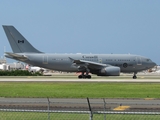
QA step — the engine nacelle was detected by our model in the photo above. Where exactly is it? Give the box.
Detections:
[99,66,120,76]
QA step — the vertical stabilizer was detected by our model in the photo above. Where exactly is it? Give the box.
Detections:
[3,25,42,53]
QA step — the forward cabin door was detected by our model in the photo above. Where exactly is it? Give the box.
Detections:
[98,58,102,63]
[136,57,142,65]
[43,56,48,64]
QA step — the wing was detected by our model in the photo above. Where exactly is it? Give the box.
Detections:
[5,52,29,61]
[69,57,120,76]
[69,57,111,70]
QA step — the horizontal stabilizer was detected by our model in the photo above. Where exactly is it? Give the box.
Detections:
[5,52,29,61]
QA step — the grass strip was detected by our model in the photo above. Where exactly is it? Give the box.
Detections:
[0,112,160,120]
[0,82,160,98]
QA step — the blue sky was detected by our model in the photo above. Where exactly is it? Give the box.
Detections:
[0,1,160,64]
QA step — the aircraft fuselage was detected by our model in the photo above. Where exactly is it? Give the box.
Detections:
[18,53,155,73]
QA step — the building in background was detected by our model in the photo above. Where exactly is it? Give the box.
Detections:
[0,58,6,64]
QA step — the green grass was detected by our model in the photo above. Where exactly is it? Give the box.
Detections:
[0,112,90,120]
[0,82,160,98]
[0,112,160,120]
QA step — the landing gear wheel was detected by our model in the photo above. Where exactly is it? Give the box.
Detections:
[133,75,137,79]
[133,72,137,79]
[78,74,91,79]
[78,75,86,79]
[78,75,83,79]
[78,69,92,79]
[86,75,91,79]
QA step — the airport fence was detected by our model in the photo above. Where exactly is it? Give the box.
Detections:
[0,98,160,120]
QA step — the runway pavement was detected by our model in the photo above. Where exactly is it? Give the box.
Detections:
[0,73,160,82]
[0,78,160,82]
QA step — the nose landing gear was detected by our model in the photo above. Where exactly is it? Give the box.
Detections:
[133,72,137,79]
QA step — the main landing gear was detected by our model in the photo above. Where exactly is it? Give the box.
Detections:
[133,72,137,79]
[78,72,91,79]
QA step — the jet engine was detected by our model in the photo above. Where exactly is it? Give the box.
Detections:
[99,66,120,76]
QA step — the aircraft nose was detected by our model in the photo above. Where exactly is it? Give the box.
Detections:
[150,62,156,68]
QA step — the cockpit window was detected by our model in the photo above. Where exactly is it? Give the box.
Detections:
[146,59,151,62]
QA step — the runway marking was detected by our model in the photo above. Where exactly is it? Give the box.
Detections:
[114,106,130,111]
[140,77,145,78]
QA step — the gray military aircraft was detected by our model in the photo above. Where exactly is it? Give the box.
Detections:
[3,25,156,79]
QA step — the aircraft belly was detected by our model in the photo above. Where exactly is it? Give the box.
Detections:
[48,61,78,72]
[26,55,78,72]
[120,66,145,73]
[50,64,77,72]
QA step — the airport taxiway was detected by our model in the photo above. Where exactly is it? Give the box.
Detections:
[0,98,160,112]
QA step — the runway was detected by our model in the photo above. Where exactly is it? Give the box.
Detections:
[0,78,160,82]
